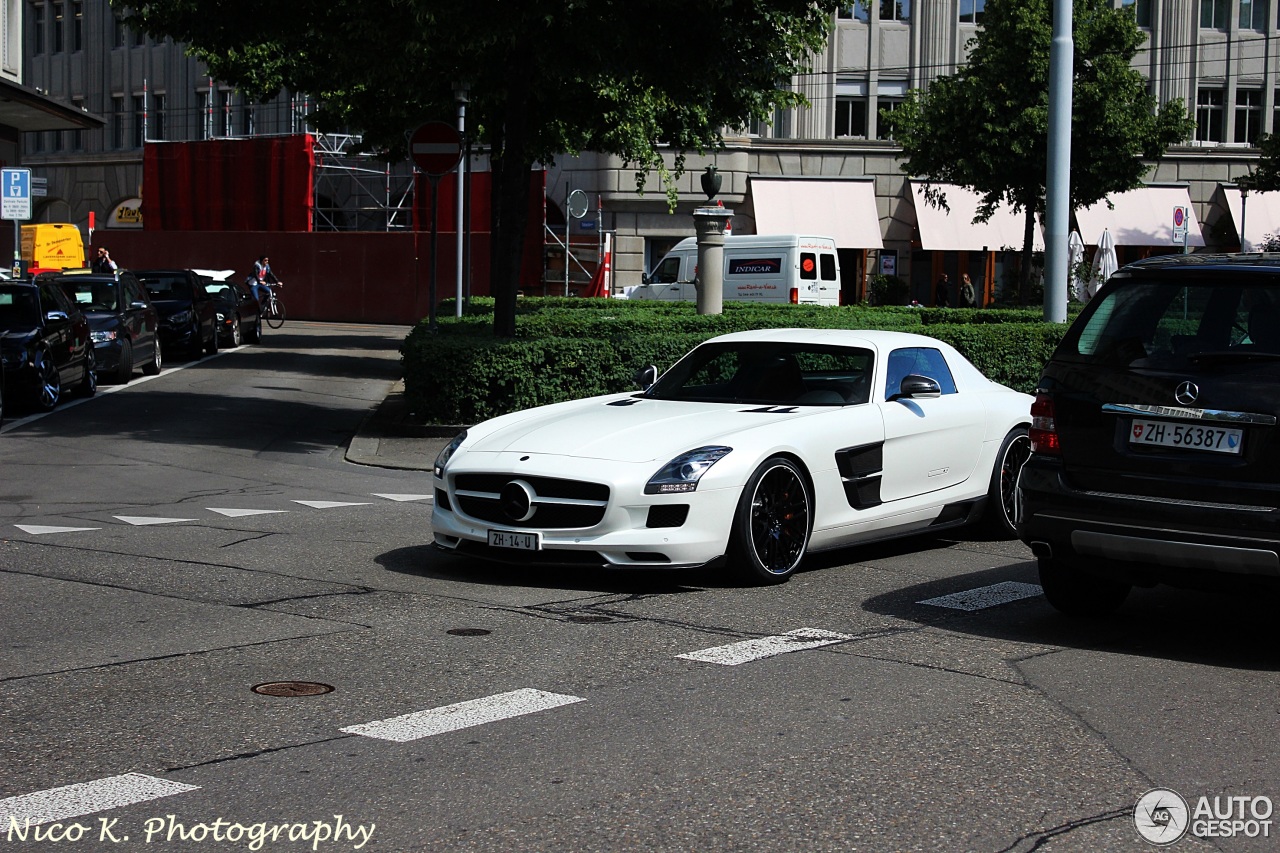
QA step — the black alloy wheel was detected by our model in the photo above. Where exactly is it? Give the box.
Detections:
[984,426,1031,538]
[115,338,134,384]
[142,339,161,375]
[229,314,242,347]
[32,348,62,412]
[729,456,811,584]
[204,320,219,355]
[78,347,97,397]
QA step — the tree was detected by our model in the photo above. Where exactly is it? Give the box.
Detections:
[886,0,1194,294]
[121,0,838,336]
[1237,133,1280,193]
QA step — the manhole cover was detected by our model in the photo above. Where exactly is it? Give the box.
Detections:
[567,614,614,623]
[251,681,334,697]
[447,628,492,636]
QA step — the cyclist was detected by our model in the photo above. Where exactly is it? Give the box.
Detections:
[250,255,280,307]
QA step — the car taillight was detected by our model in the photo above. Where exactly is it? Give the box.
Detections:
[789,287,799,304]
[1029,393,1061,455]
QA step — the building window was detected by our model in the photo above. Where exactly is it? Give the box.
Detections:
[152,94,166,141]
[52,2,64,52]
[959,0,985,23]
[838,3,867,20]
[33,4,45,55]
[133,94,145,147]
[1240,0,1269,29]
[835,97,868,138]
[1236,90,1262,144]
[132,25,145,47]
[1121,0,1153,27]
[217,90,233,136]
[52,128,63,152]
[877,98,903,140]
[71,1,82,51]
[111,95,125,149]
[113,14,125,48]
[242,104,256,136]
[1200,0,1228,29]
[1196,88,1225,142]
[881,1,909,21]
[772,105,793,139]
[29,131,45,154]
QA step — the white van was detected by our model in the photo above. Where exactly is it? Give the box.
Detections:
[630,234,842,306]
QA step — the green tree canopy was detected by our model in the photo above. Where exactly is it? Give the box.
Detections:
[122,0,838,335]
[887,0,1194,289]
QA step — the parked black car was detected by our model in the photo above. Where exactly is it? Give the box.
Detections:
[1018,253,1280,617]
[134,269,218,360]
[201,275,262,347]
[46,269,162,383]
[0,280,97,411]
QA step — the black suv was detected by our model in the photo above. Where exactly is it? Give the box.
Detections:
[1018,254,1280,616]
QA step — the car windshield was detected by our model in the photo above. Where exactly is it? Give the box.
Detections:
[1073,278,1280,368]
[140,274,192,300]
[0,287,40,328]
[62,280,117,312]
[647,341,874,405]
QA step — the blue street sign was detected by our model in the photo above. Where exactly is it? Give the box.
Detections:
[2,168,31,220]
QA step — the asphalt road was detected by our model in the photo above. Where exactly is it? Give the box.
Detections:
[1,322,1277,852]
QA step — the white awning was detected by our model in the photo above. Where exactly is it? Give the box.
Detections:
[1221,185,1280,252]
[1075,185,1205,248]
[748,177,883,249]
[908,181,1042,251]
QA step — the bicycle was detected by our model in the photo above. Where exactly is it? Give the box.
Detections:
[260,282,286,329]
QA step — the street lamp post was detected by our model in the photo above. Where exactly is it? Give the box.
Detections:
[453,81,469,317]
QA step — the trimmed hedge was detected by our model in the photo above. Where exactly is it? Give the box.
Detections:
[403,298,1068,424]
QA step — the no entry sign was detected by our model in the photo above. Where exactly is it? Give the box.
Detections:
[410,122,462,176]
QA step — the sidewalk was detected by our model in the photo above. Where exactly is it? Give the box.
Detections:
[345,380,462,471]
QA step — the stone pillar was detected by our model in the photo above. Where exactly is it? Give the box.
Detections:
[692,206,734,315]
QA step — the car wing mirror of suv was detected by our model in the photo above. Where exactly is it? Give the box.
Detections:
[889,374,941,402]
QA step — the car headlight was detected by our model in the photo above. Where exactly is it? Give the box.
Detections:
[434,430,468,477]
[169,310,193,326]
[645,446,732,494]
[90,330,117,344]
[216,311,227,323]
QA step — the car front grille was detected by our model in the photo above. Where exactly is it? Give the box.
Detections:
[452,473,610,530]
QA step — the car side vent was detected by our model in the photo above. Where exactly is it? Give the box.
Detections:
[741,406,799,414]
[435,489,452,511]
[646,505,690,528]
[607,398,643,406]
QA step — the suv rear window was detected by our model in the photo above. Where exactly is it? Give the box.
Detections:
[1072,278,1280,368]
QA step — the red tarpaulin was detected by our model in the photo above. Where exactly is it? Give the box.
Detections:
[143,135,315,231]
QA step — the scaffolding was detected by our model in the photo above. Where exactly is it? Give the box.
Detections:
[312,133,416,232]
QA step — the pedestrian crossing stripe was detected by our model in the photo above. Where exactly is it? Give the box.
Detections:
[206,508,290,517]
[292,500,373,509]
[13,525,101,535]
[114,516,199,526]
[372,493,433,502]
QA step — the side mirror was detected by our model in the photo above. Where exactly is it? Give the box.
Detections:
[44,310,70,324]
[889,374,942,402]
[641,271,651,285]
[633,364,658,390]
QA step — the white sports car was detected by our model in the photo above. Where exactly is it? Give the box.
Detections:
[431,328,1034,583]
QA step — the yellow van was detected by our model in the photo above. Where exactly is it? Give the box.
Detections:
[21,223,86,274]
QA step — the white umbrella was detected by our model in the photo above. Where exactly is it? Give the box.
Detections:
[1068,230,1086,302]
[1090,228,1118,298]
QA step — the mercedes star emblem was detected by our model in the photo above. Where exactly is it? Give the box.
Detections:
[1174,381,1200,406]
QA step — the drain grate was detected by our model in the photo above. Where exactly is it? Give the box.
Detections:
[251,681,334,697]
[447,628,492,636]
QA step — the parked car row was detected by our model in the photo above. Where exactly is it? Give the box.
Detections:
[0,268,266,421]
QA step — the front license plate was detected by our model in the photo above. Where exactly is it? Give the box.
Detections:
[488,529,541,550]
[1129,418,1243,455]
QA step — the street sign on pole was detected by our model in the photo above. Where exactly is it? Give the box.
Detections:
[409,122,463,176]
[2,168,32,220]
[1172,205,1189,246]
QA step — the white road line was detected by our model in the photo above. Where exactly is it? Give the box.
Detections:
[13,524,101,535]
[341,688,586,743]
[372,493,433,502]
[292,500,373,509]
[917,581,1043,611]
[114,516,198,526]
[0,773,198,826]
[677,628,854,666]
[206,508,290,517]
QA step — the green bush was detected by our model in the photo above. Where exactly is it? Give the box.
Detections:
[402,298,1068,423]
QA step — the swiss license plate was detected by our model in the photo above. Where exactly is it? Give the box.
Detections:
[1129,418,1243,455]
[488,529,541,550]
